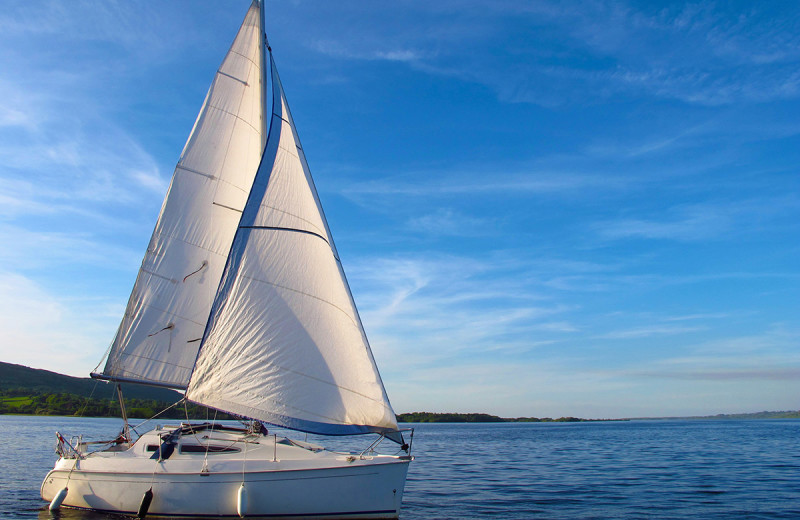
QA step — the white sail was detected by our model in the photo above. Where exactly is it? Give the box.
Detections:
[95,2,266,389]
[43,4,411,517]
[185,57,399,435]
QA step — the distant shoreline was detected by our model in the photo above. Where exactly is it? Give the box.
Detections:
[2,362,798,422]
[2,406,798,422]
[396,411,800,423]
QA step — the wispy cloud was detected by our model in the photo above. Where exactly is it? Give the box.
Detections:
[342,170,625,201]
[299,1,800,107]
[0,271,119,377]
[593,197,800,242]
[599,325,706,340]
[310,40,422,63]
[0,224,142,272]
[348,253,583,380]
[594,207,732,241]
[662,313,731,322]
[406,208,496,236]
[614,325,800,380]
[636,367,800,381]
[0,77,168,230]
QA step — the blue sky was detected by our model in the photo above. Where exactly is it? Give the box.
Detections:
[1,1,798,418]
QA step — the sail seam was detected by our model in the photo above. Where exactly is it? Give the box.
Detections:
[210,54,260,226]
[141,268,177,284]
[207,45,259,267]
[153,223,238,258]
[216,176,250,196]
[136,302,208,328]
[113,352,192,371]
[213,56,261,211]
[278,142,300,159]
[205,391,391,428]
[194,350,393,417]
[236,273,357,330]
[226,47,260,71]
[205,103,262,138]
[254,364,394,407]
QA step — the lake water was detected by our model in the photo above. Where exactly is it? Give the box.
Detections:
[2,416,799,519]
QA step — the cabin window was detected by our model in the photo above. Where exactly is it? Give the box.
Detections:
[180,444,240,454]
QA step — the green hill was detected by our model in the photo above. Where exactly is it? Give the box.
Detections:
[0,361,182,402]
[0,362,234,419]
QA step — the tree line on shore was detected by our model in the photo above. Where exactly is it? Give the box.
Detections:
[1,390,587,422]
[396,412,588,423]
[3,389,797,423]
[0,389,233,420]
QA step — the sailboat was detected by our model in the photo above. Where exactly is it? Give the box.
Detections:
[40,1,412,518]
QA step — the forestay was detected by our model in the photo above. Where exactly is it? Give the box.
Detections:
[185,56,399,436]
[94,3,266,389]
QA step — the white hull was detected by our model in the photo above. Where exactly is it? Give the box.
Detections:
[42,425,411,518]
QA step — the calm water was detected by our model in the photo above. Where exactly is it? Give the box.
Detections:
[2,416,799,519]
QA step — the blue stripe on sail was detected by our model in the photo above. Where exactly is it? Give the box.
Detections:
[258,410,400,438]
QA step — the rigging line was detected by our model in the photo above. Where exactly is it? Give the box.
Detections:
[75,375,103,420]
[201,408,219,474]
[130,397,186,431]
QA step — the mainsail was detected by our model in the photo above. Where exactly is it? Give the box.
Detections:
[93,3,266,389]
[95,1,399,437]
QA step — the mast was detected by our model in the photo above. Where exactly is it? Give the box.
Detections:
[258,0,268,148]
